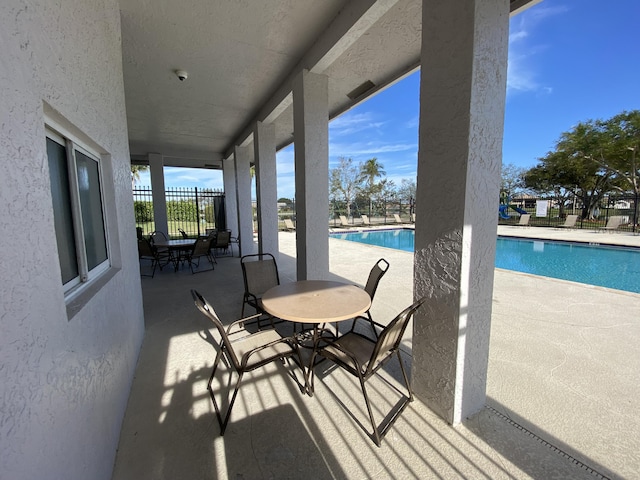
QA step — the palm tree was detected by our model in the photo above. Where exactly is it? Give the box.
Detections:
[359,158,386,215]
[131,165,149,187]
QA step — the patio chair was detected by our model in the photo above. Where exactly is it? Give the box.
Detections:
[184,236,215,273]
[191,290,303,435]
[556,214,578,229]
[597,215,623,233]
[514,214,530,227]
[393,213,403,224]
[241,253,280,322]
[148,231,175,270]
[339,215,350,227]
[284,218,295,231]
[340,258,389,338]
[361,214,370,226]
[311,297,427,447]
[137,237,163,277]
[213,230,232,256]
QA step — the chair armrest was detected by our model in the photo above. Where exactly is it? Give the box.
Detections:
[314,336,365,373]
[227,313,263,334]
[239,336,296,367]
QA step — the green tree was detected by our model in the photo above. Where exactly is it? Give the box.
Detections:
[131,165,148,186]
[330,157,362,217]
[581,110,640,226]
[359,158,386,212]
[525,127,618,220]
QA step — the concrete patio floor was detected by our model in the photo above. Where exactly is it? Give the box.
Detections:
[112,227,640,479]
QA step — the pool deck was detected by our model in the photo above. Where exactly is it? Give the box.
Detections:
[112,226,640,480]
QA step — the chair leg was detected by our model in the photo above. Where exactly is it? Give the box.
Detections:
[357,373,382,447]
[219,371,244,436]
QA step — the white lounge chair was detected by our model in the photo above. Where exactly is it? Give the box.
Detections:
[597,215,623,233]
[514,214,531,227]
[393,214,404,224]
[556,214,578,229]
[283,218,295,231]
[361,214,370,226]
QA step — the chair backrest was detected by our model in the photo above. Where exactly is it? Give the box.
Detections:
[518,214,530,225]
[364,258,389,301]
[191,236,212,256]
[138,237,156,258]
[606,215,623,228]
[215,230,231,247]
[361,215,370,225]
[284,218,295,230]
[393,214,402,223]
[563,214,578,227]
[191,289,240,368]
[366,297,426,375]
[339,215,349,226]
[241,253,279,297]
[150,230,168,241]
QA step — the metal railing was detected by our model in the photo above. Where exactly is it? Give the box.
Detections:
[133,187,225,239]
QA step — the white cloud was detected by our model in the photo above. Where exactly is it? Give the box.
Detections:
[329,111,385,136]
[507,5,567,95]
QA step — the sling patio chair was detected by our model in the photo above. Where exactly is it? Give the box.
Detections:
[338,258,389,338]
[212,230,232,256]
[556,214,578,229]
[339,215,350,227]
[311,297,427,447]
[137,237,165,277]
[184,236,215,273]
[191,290,303,435]
[393,213,404,224]
[147,231,176,271]
[361,214,371,226]
[241,253,281,328]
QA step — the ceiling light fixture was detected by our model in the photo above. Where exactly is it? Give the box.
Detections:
[174,69,188,81]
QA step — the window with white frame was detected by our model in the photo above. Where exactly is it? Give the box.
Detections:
[46,128,109,292]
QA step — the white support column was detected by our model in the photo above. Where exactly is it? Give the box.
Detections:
[254,121,279,260]
[293,70,329,281]
[223,156,239,240]
[234,146,255,256]
[412,0,509,424]
[148,153,168,237]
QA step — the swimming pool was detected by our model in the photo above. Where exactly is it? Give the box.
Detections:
[331,229,640,294]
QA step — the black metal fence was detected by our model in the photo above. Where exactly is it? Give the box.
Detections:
[133,187,225,239]
[498,193,638,232]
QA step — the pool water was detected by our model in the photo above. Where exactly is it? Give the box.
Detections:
[331,229,640,294]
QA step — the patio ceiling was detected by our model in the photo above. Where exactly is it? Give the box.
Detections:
[121,0,536,169]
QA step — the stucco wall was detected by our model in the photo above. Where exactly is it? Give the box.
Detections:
[0,1,144,479]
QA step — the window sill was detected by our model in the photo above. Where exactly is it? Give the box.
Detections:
[65,267,120,321]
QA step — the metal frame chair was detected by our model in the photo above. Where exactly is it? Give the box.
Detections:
[184,236,215,273]
[191,290,303,435]
[342,258,389,338]
[311,297,426,446]
[137,237,162,277]
[240,253,280,318]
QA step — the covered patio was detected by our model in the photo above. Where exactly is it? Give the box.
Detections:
[10,0,633,478]
[112,230,639,479]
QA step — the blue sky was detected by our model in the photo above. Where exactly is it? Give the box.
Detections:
[136,0,640,199]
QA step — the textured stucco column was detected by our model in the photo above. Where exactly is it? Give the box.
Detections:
[293,70,329,280]
[254,121,279,259]
[234,146,255,256]
[412,0,509,424]
[223,156,239,239]
[148,153,168,237]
